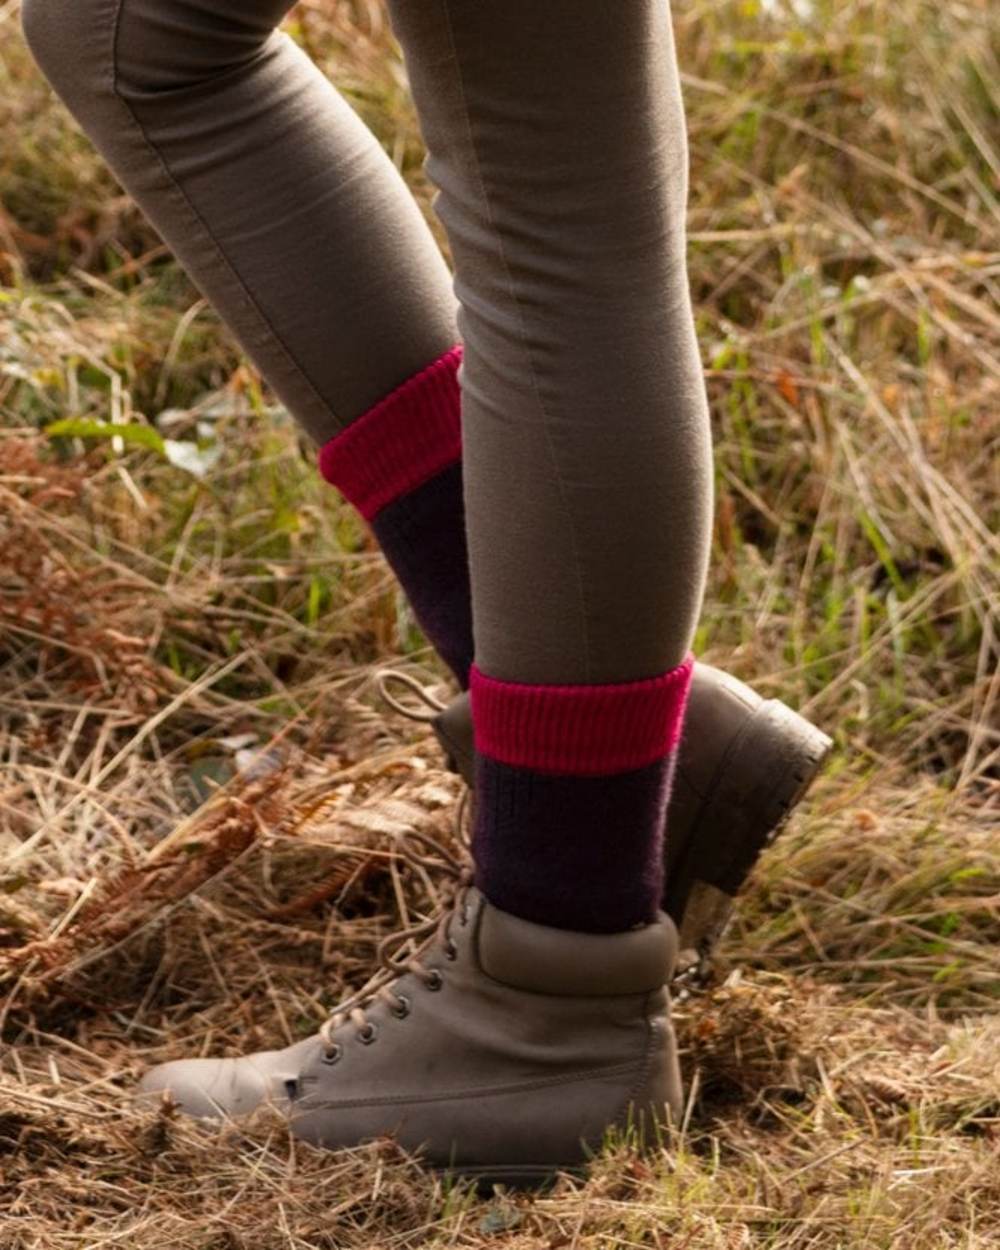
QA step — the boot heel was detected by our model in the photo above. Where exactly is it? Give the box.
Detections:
[668,698,832,968]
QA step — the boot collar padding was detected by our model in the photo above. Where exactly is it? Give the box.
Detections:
[472,891,677,996]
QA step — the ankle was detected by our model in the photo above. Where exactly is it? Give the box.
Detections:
[469,657,694,932]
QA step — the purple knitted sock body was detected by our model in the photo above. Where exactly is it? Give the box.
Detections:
[317,346,473,686]
[470,656,695,933]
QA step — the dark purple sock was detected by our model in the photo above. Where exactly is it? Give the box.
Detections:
[317,347,473,687]
[470,656,694,933]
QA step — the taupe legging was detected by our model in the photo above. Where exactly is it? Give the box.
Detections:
[21,0,712,686]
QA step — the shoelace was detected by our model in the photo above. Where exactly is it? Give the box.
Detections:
[374,667,448,723]
[317,829,473,1064]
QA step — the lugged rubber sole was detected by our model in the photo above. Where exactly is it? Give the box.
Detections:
[443,1161,582,1193]
[664,697,832,977]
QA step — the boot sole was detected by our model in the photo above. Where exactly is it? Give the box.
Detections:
[665,697,832,977]
[442,1161,581,1193]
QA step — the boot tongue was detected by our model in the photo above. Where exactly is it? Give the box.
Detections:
[474,891,676,996]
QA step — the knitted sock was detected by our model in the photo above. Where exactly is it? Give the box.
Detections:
[318,346,474,687]
[470,655,694,933]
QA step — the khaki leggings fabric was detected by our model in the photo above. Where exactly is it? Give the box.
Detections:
[21,0,712,685]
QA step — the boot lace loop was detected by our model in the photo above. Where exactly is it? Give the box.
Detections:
[373,667,448,722]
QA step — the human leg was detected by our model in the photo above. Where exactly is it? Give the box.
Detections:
[387,0,714,934]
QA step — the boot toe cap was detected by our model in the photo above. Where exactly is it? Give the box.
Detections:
[138,1037,320,1121]
[138,1056,275,1120]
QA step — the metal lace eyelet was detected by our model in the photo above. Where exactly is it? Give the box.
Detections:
[391,994,411,1019]
[357,1022,378,1045]
[426,969,444,991]
[321,1043,342,1065]
[445,938,458,961]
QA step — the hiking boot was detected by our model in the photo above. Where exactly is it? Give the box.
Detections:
[379,662,832,969]
[139,881,682,1186]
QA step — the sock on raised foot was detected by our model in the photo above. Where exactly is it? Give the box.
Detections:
[317,346,474,687]
[470,655,695,933]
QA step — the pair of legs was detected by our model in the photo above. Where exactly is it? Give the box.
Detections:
[22,0,724,1176]
[22,0,714,935]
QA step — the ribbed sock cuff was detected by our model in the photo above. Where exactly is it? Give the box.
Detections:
[469,654,694,776]
[317,345,463,521]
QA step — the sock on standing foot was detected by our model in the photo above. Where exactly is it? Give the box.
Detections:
[317,346,473,687]
[470,655,694,933]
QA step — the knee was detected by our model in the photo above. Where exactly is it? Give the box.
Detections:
[22,0,283,110]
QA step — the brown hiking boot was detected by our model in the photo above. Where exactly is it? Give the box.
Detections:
[139,880,682,1186]
[379,662,832,971]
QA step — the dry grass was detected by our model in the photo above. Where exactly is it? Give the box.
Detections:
[1,0,998,1245]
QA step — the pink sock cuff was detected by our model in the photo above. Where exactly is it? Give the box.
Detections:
[469,654,694,776]
[317,345,463,521]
